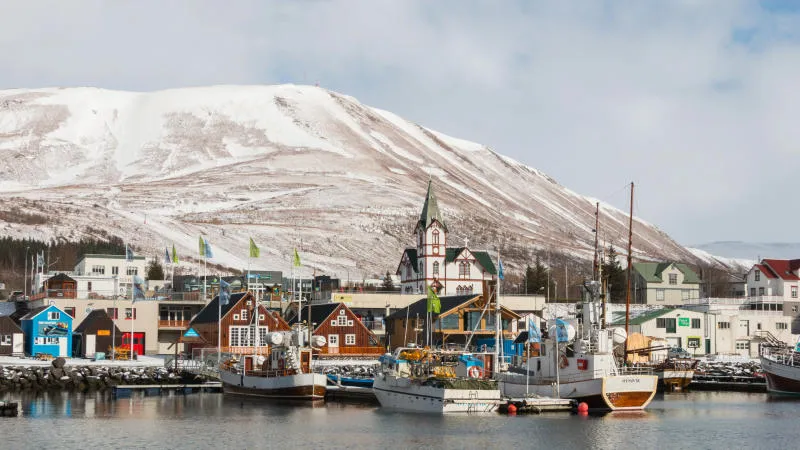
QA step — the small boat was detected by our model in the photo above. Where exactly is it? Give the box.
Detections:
[326,374,374,388]
[373,347,501,414]
[219,330,328,404]
[759,344,800,395]
[653,358,698,392]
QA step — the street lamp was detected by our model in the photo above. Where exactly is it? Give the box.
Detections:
[24,246,30,299]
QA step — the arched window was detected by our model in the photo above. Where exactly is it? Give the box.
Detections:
[459,262,470,279]
[433,261,439,276]
[432,230,440,245]
[418,232,423,248]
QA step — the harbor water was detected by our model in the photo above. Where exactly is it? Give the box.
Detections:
[2,391,799,449]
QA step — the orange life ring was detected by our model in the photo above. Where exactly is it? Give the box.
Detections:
[468,366,483,378]
[559,355,569,369]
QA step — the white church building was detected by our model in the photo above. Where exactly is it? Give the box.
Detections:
[396,181,497,296]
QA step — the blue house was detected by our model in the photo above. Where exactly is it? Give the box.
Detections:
[20,305,74,358]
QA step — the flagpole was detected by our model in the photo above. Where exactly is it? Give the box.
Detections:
[130,277,135,360]
[526,339,530,397]
[494,249,502,377]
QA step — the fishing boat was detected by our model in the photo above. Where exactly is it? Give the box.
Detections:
[499,280,657,410]
[373,346,501,413]
[759,343,800,395]
[219,330,328,403]
[653,358,698,392]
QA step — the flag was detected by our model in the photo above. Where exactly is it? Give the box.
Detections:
[498,259,505,280]
[37,251,44,270]
[172,244,179,264]
[164,247,171,265]
[204,239,214,258]
[219,278,231,306]
[293,248,301,267]
[555,318,570,343]
[527,317,541,343]
[249,238,260,258]
[198,236,205,256]
[426,285,441,314]
[125,245,134,262]
[132,275,146,301]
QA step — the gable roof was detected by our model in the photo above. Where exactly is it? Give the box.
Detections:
[397,248,419,275]
[445,248,497,275]
[47,273,76,284]
[761,259,800,281]
[0,302,17,317]
[387,294,477,320]
[74,309,118,333]
[190,292,249,325]
[0,315,23,332]
[287,303,340,327]
[21,305,67,321]
[418,180,447,232]
[612,308,675,326]
[632,262,701,284]
[754,264,777,279]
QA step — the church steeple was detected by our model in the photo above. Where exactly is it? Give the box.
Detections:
[418,180,448,232]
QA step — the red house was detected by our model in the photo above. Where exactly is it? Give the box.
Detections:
[288,303,383,356]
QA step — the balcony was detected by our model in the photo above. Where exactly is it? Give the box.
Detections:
[158,320,190,330]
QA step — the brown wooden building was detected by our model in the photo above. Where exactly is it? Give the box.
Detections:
[44,273,77,298]
[385,293,520,350]
[287,302,383,356]
[187,292,291,355]
[0,315,24,356]
[72,309,122,358]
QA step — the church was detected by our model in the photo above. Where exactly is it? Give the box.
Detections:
[396,181,497,296]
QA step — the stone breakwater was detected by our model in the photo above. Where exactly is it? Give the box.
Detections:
[0,358,212,393]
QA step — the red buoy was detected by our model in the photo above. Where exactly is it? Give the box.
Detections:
[577,402,589,413]
[507,403,517,414]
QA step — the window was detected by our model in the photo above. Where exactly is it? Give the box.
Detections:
[125,308,136,320]
[687,337,700,349]
[436,314,460,330]
[127,266,138,275]
[64,307,75,318]
[433,262,439,276]
[92,265,105,275]
[112,266,119,275]
[464,312,483,330]
[419,262,423,274]
[1,335,11,345]
[793,287,798,299]
[48,311,60,320]
[432,230,440,245]
[656,289,665,301]
[759,287,765,296]
[682,290,689,301]
[459,262,471,278]
[777,322,788,330]
[757,323,762,330]
[345,334,356,345]
[328,334,339,346]
[669,274,677,285]
[107,308,118,319]
[229,326,241,347]
[259,314,265,321]
[750,288,756,297]
[735,341,750,350]
[87,281,92,292]
[755,271,760,281]
[338,315,348,326]
[691,318,701,329]
[233,314,240,320]
[418,232,423,248]
[656,318,666,329]
[718,322,730,329]
[241,309,248,322]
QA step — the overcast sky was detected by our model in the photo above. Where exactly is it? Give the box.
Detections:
[2,1,799,246]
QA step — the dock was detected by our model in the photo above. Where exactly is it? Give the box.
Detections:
[112,382,222,397]
[500,397,576,414]
[689,375,766,393]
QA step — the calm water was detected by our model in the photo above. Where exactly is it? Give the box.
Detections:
[2,390,799,449]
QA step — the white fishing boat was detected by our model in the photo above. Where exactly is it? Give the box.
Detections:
[220,330,328,404]
[499,281,657,411]
[373,347,501,413]
[760,343,800,395]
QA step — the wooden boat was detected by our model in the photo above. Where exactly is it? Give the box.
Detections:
[654,358,698,392]
[219,330,327,403]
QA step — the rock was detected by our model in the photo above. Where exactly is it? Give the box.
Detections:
[52,357,66,369]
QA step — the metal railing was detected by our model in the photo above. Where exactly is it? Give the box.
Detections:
[319,346,385,355]
[158,319,190,329]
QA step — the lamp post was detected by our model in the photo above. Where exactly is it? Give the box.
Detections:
[24,246,30,299]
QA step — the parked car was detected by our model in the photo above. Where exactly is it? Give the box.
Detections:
[668,347,692,359]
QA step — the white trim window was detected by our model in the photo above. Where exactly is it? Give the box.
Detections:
[229,326,251,347]
[48,311,60,320]
[1,334,11,345]
[793,286,798,299]
[656,289,665,301]
[241,309,248,322]
[669,274,677,285]
[328,334,339,346]
[345,334,356,345]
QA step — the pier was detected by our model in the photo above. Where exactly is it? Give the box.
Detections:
[689,375,766,393]
[112,382,222,397]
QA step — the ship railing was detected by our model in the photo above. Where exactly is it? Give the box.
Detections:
[762,346,800,367]
[618,366,655,375]
[245,369,298,378]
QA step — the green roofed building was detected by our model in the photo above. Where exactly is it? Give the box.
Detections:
[632,262,702,305]
[396,180,497,296]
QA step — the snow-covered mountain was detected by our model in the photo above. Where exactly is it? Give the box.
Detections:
[0,85,715,278]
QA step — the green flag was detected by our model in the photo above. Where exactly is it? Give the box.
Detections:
[198,236,205,256]
[172,244,179,264]
[249,238,260,258]
[293,248,301,267]
[427,285,441,314]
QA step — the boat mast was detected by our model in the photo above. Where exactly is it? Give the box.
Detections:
[494,249,502,377]
[593,202,600,281]
[624,182,634,357]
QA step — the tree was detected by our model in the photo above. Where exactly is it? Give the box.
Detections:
[381,271,395,291]
[146,259,165,280]
[602,246,627,303]
[525,255,556,300]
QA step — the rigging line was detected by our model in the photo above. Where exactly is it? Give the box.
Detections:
[594,182,634,208]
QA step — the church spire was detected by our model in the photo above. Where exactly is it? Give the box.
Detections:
[418,180,447,232]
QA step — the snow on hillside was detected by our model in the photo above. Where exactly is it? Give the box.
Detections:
[686,248,754,272]
[0,84,712,277]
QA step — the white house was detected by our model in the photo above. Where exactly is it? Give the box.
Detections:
[746,259,800,301]
[37,254,147,299]
[614,308,714,356]
[397,181,497,296]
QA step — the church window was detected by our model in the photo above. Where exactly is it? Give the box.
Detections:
[432,230,440,245]
[459,262,470,278]
[433,262,439,276]
[418,232,423,248]
[406,265,412,279]
[419,262,423,274]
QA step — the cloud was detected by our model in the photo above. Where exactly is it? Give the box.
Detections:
[1,0,799,245]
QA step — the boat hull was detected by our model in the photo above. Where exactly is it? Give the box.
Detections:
[373,375,500,414]
[760,355,800,395]
[500,373,657,411]
[658,370,694,392]
[220,370,327,403]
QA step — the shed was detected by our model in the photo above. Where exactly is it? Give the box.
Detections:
[0,303,24,356]
[20,305,74,358]
[73,309,121,358]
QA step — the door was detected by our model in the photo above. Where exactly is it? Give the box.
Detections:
[58,337,68,357]
[739,320,750,336]
[122,332,145,356]
[666,318,677,334]
[328,334,339,354]
[705,339,711,355]
[13,333,23,355]
[666,337,681,349]
[86,334,96,357]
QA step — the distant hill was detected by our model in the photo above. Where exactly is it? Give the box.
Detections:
[692,241,800,261]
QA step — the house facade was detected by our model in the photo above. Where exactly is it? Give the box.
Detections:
[746,259,800,301]
[615,308,714,356]
[37,253,148,299]
[632,262,702,305]
[20,305,74,357]
[397,181,497,296]
[0,315,24,356]
[288,302,383,356]
[72,309,122,358]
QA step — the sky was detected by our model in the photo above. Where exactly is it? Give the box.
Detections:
[1,0,799,246]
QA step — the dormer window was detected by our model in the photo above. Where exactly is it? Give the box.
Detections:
[755,271,760,282]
